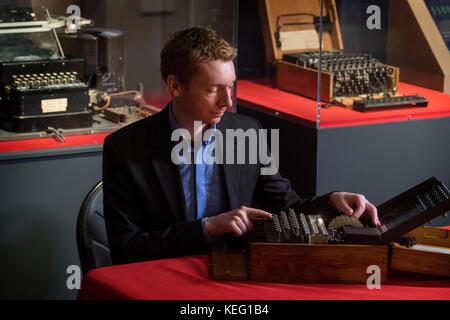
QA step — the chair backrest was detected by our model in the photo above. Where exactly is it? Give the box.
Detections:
[76,181,112,274]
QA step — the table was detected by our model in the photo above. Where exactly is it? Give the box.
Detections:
[77,253,450,300]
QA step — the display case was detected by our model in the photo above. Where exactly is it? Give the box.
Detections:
[0,1,238,144]
[237,0,450,128]
[235,0,450,228]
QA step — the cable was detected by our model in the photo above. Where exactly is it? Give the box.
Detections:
[93,95,110,111]
[93,90,141,111]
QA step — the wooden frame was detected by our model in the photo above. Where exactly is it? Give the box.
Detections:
[386,0,450,94]
[391,226,450,277]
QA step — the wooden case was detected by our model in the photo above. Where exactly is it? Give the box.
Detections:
[258,0,400,104]
[390,226,450,277]
[211,243,389,284]
[249,243,388,284]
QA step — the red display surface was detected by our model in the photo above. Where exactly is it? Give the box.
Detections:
[0,99,166,154]
[0,132,110,153]
[237,80,450,128]
[1,83,449,153]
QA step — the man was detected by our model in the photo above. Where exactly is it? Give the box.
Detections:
[103,27,380,265]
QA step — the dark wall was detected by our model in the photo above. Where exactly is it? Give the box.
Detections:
[237,105,450,228]
[316,117,450,227]
[336,0,389,62]
[79,0,237,100]
[237,0,268,79]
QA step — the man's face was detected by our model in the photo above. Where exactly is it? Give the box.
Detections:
[177,60,236,125]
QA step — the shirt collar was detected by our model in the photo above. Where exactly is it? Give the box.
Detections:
[168,101,216,145]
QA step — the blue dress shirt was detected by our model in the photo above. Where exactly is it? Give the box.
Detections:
[168,103,229,241]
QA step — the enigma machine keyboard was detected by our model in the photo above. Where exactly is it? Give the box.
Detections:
[0,6,92,133]
[250,177,450,246]
[283,50,429,112]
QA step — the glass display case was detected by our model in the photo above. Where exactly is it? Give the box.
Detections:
[0,7,64,63]
[0,1,238,140]
[236,0,450,129]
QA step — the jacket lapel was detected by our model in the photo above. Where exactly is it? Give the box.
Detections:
[146,107,187,222]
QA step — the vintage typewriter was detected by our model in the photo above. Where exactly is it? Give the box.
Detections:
[250,176,450,246]
[0,7,91,133]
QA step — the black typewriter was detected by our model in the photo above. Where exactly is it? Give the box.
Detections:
[250,177,450,245]
[0,7,92,132]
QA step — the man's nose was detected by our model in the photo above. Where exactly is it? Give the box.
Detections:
[219,88,233,108]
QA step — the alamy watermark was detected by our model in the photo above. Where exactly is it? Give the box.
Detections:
[66,264,81,290]
[366,5,381,30]
[66,5,81,33]
[366,265,381,289]
[171,121,279,176]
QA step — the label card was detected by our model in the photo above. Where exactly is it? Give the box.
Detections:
[280,29,320,51]
[41,98,68,113]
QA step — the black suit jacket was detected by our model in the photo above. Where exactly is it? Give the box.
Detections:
[103,105,331,264]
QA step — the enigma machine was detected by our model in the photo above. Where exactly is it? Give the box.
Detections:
[0,7,91,133]
[258,0,429,111]
[250,177,450,246]
[211,177,450,283]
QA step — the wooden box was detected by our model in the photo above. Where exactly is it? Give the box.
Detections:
[258,0,399,104]
[211,250,248,281]
[390,226,450,277]
[249,243,388,284]
[211,244,389,284]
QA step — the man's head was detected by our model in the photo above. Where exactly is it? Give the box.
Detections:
[161,27,236,88]
[161,27,237,125]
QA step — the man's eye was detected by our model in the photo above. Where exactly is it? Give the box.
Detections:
[207,88,217,93]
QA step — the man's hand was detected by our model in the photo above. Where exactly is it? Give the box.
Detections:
[205,206,273,237]
[329,192,381,227]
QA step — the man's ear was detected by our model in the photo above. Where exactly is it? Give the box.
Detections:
[166,75,183,98]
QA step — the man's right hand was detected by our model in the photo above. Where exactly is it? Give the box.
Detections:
[205,206,273,237]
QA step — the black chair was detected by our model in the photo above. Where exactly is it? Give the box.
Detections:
[76,181,112,274]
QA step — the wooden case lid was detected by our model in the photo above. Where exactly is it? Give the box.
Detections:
[258,0,343,62]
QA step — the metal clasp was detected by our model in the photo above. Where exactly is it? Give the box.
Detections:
[47,126,65,143]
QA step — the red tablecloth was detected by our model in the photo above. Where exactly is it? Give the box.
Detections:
[237,80,450,128]
[77,253,450,300]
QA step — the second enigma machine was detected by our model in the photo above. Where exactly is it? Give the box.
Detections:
[0,7,91,133]
[258,0,429,111]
